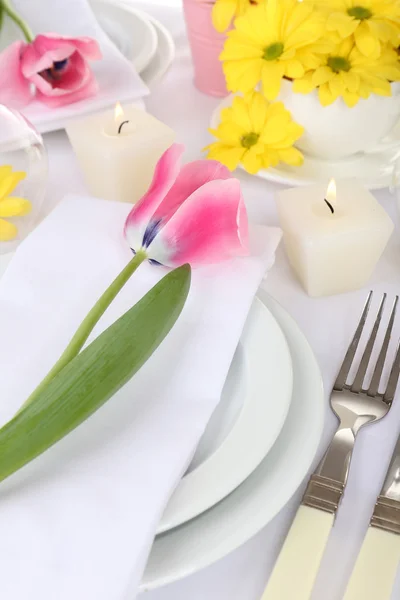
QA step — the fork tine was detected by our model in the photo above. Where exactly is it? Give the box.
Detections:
[334,291,373,391]
[350,294,387,393]
[383,337,400,404]
[367,296,399,397]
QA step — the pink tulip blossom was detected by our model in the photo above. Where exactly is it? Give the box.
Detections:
[0,34,101,109]
[124,143,249,267]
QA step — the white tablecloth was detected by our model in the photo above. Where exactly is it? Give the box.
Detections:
[8,2,400,599]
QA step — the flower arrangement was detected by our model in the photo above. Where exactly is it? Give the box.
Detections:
[0,0,101,108]
[0,165,31,241]
[0,144,249,482]
[207,0,400,174]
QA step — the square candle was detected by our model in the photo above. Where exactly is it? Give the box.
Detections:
[66,104,175,204]
[276,180,394,297]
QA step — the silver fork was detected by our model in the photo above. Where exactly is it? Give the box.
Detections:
[261,292,400,600]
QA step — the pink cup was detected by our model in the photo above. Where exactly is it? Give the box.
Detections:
[183,0,229,97]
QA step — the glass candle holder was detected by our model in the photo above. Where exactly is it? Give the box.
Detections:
[0,105,48,254]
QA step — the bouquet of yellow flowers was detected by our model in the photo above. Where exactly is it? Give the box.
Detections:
[206,0,400,174]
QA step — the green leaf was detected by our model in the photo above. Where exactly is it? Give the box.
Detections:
[0,5,4,34]
[0,264,191,483]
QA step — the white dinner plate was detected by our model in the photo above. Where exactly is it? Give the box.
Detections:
[92,0,158,74]
[140,292,324,590]
[211,95,399,190]
[157,297,293,534]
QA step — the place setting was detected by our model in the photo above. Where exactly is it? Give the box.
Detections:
[0,0,400,599]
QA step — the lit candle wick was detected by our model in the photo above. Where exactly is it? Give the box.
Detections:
[118,120,130,135]
[324,197,334,214]
[324,178,336,215]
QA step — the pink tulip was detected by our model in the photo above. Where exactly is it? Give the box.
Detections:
[124,144,249,267]
[0,34,101,109]
[0,42,32,109]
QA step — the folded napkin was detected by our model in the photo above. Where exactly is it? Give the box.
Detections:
[11,0,148,132]
[0,195,281,600]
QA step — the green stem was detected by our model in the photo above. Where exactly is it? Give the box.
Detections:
[20,250,148,411]
[1,0,33,42]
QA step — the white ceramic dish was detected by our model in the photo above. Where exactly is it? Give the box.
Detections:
[140,13,176,88]
[92,0,158,74]
[211,95,400,190]
[140,292,324,590]
[158,297,293,534]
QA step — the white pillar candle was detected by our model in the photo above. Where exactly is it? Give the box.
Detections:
[276,180,394,297]
[66,103,175,204]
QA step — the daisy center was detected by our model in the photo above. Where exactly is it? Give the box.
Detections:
[262,42,284,61]
[327,56,351,73]
[241,132,259,149]
[347,6,372,20]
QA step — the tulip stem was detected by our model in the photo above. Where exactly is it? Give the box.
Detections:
[1,0,33,42]
[19,250,148,412]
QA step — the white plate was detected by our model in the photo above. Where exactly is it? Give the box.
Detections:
[92,0,158,74]
[211,95,399,190]
[157,297,293,534]
[140,293,324,590]
[140,14,176,88]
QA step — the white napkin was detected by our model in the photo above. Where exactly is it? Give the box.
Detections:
[10,0,148,132]
[0,195,281,600]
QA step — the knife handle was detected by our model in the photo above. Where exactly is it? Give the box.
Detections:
[343,526,400,600]
[261,505,334,600]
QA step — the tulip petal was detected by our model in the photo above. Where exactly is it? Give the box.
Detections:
[124,144,184,252]
[0,42,32,109]
[35,73,98,107]
[147,178,249,267]
[153,159,233,224]
[21,35,101,77]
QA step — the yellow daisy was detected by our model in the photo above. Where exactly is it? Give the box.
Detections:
[220,0,328,100]
[212,0,261,33]
[314,0,400,57]
[293,37,400,106]
[0,166,31,242]
[204,91,304,174]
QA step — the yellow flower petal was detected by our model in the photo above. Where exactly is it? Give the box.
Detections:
[223,58,263,93]
[246,90,269,131]
[326,12,359,38]
[212,0,237,33]
[0,197,31,217]
[354,22,381,57]
[205,143,245,171]
[293,73,315,94]
[285,59,305,79]
[341,71,360,92]
[278,147,304,166]
[0,171,25,201]
[241,147,264,174]
[0,218,17,241]
[342,90,360,107]
[318,82,335,106]
[261,61,285,100]
[312,66,335,87]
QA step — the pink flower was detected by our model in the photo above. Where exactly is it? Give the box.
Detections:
[0,34,101,109]
[124,144,249,267]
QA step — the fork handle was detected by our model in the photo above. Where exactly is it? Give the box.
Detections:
[343,526,400,600]
[261,506,334,600]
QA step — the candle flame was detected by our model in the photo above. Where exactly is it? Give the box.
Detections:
[114,101,124,122]
[326,178,336,203]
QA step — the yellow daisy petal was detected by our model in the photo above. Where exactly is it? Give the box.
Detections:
[241,147,263,174]
[355,22,381,57]
[318,82,335,106]
[261,61,285,100]
[223,58,263,93]
[285,59,305,79]
[212,0,237,33]
[342,90,360,107]
[312,66,335,87]
[326,12,359,38]
[0,197,32,217]
[246,91,269,132]
[293,73,315,94]
[0,171,25,201]
[0,218,17,241]
[205,143,245,171]
[278,147,304,166]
